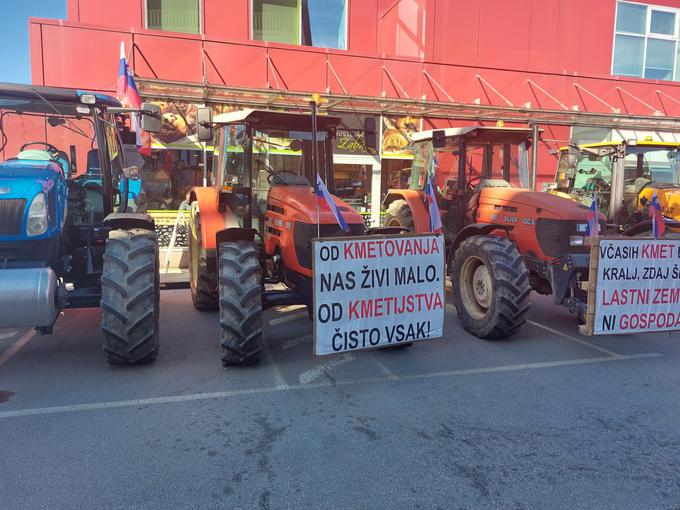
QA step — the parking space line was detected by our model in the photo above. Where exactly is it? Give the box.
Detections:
[268,311,308,326]
[0,331,18,341]
[260,344,290,390]
[0,352,660,420]
[299,353,355,384]
[527,320,623,357]
[368,352,398,380]
[0,330,36,366]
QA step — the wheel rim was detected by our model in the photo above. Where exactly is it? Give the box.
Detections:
[459,256,493,320]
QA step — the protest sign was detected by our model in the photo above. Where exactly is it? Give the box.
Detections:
[584,238,680,335]
[313,234,445,355]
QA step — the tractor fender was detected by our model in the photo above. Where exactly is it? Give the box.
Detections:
[216,227,258,246]
[448,222,511,264]
[382,190,430,232]
[188,186,240,251]
[103,212,155,231]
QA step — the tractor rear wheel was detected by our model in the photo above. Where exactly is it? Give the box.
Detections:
[101,228,160,365]
[218,241,263,366]
[452,235,530,339]
[189,202,218,310]
[383,199,415,232]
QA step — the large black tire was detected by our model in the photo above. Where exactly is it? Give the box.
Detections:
[452,235,530,339]
[383,199,415,232]
[218,241,263,366]
[189,202,218,310]
[101,228,160,365]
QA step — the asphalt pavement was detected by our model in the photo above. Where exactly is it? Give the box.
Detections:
[1,290,679,509]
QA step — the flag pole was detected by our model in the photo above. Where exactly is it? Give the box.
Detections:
[311,96,320,239]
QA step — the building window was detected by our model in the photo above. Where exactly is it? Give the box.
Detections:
[613,1,679,81]
[252,0,348,50]
[147,0,200,34]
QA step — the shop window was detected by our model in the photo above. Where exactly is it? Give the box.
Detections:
[147,0,200,34]
[612,1,680,81]
[252,0,348,50]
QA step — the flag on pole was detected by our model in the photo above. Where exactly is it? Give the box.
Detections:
[425,172,443,233]
[116,42,151,156]
[316,174,350,233]
[649,191,665,239]
[586,193,599,238]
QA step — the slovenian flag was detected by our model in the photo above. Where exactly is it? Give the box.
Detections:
[316,174,350,233]
[650,191,665,239]
[425,172,443,233]
[116,42,151,156]
[586,193,599,238]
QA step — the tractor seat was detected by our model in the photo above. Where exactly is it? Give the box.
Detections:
[17,149,53,161]
[474,178,512,191]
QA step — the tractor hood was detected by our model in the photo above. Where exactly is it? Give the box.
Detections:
[268,186,365,226]
[480,187,599,221]
[639,186,680,220]
[0,159,62,199]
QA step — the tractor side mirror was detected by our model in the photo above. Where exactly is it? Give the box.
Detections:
[432,130,446,148]
[364,117,377,150]
[140,102,162,133]
[197,107,213,142]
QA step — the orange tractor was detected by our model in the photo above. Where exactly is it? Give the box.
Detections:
[188,108,382,365]
[383,126,604,337]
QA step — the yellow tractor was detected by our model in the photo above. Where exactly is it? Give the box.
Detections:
[551,138,680,235]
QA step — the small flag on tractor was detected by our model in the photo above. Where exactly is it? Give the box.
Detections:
[425,172,443,233]
[116,42,151,156]
[586,193,599,238]
[649,191,665,239]
[316,174,350,233]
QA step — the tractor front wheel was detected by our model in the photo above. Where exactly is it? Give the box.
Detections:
[218,241,263,366]
[101,228,160,364]
[383,199,415,232]
[189,202,218,310]
[452,235,530,339]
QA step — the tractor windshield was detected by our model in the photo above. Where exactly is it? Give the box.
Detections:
[411,139,526,194]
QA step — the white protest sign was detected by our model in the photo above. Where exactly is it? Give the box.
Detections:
[591,238,680,334]
[313,234,445,356]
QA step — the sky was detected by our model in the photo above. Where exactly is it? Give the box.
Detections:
[0,0,66,84]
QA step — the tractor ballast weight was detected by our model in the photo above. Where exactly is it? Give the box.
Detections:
[383,126,602,338]
[0,83,162,364]
[189,107,374,365]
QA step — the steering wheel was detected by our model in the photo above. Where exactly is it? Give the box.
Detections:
[20,142,61,159]
[254,158,288,185]
[466,176,483,192]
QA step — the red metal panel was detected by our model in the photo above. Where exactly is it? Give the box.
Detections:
[431,0,479,66]
[0,115,46,161]
[382,60,423,99]
[29,22,44,86]
[204,42,268,88]
[327,54,381,96]
[577,0,616,76]
[41,25,132,91]
[133,33,204,83]
[78,0,143,29]
[267,47,327,93]
[204,0,250,42]
[527,0,561,74]
[348,0,378,55]
[378,0,427,58]
[477,0,531,70]
[67,0,79,22]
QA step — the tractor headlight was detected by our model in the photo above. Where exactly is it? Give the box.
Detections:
[26,193,48,236]
[569,235,585,247]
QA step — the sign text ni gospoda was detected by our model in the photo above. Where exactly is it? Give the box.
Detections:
[590,238,680,335]
[313,234,445,355]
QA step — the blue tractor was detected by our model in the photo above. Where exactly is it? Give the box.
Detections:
[0,82,163,364]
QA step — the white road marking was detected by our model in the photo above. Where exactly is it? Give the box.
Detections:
[276,305,306,313]
[0,330,37,366]
[268,311,308,326]
[0,331,18,341]
[527,320,623,357]
[298,353,355,384]
[0,352,661,420]
[368,352,398,380]
[260,344,289,390]
[281,334,311,350]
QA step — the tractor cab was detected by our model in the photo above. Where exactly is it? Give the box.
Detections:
[553,139,680,233]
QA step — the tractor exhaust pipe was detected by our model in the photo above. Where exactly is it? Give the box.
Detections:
[0,268,60,329]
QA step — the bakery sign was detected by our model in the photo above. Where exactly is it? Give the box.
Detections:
[147,100,205,150]
[334,114,378,156]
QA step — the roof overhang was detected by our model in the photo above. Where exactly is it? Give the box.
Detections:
[213,108,342,131]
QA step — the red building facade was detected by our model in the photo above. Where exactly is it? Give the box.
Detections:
[21,0,680,221]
